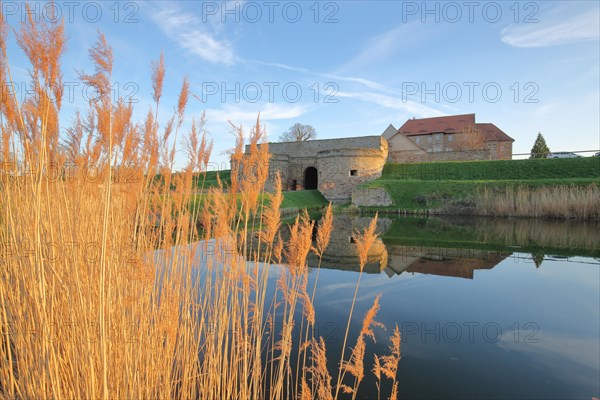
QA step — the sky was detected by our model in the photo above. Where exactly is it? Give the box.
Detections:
[3,0,599,168]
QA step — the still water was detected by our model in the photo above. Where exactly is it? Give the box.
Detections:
[271,215,600,399]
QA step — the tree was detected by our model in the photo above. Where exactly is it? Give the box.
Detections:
[530,132,550,159]
[531,252,544,268]
[458,125,486,150]
[279,123,316,142]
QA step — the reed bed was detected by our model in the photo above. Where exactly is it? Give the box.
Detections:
[0,9,400,399]
[475,185,600,220]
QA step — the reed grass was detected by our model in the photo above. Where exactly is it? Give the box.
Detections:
[475,185,600,219]
[0,11,400,399]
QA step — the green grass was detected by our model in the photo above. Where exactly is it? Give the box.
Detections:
[201,170,231,188]
[359,157,600,212]
[381,157,599,181]
[362,178,600,210]
[188,189,328,216]
[280,190,328,210]
[151,170,231,191]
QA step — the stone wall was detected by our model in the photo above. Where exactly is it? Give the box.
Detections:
[315,215,391,273]
[242,136,388,203]
[351,187,393,207]
[317,146,387,202]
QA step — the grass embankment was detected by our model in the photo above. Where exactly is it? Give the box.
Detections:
[202,170,231,188]
[153,170,231,191]
[360,158,600,219]
[280,189,328,210]
[189,189,328,216]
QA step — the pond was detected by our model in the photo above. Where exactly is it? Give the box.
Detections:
[266,215,600,399]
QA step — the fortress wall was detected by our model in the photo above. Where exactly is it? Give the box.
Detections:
[318,146,388,202]
[240,136,388,201]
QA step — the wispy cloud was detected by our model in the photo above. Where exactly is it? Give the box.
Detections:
[338,22,430,72]
[149,4,235,65]
[337,91,444,118]
[501,6,600,48]
[205,103,309,123]
[246,60,392,93]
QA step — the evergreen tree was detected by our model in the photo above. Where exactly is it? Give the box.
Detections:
[532,252,544,268]
[530,132,550,159]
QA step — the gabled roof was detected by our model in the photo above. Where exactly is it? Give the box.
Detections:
[398,114,475,136]
[381,124,397,140]
[476,123,514,142]
[396,114,514,143]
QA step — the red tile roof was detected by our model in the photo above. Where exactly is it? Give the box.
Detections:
[475,123,514,142]
[398,114,475,136]
[397,114,513,142]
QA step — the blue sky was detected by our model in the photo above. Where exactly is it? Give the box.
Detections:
[3,1,599,168]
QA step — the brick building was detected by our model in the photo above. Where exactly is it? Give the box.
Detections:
[385,114,514,163]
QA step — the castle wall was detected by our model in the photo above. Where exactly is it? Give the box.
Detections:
[253,136,388,202]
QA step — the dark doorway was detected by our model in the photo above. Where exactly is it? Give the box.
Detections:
[304,167,318,190]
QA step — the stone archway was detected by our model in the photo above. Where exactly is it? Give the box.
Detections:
[304,167,318,190]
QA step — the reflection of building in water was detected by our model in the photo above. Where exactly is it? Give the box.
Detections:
[308,215,391,273]
[385,245,512,279]
[248,213,515,279]
[308,216,512,279]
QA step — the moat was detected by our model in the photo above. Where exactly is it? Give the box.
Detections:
[250,215,600,399]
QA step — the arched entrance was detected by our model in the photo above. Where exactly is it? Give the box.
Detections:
[304,167,318,190]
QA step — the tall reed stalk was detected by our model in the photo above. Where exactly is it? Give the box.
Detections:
[0,11,400,399]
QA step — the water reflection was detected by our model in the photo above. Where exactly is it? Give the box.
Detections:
[300,215,600,279]
[382,216,600,258]
[384,245,511,279]
[237,214,600,398]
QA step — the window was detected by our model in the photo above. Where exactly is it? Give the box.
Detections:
[415,137,421,144]
[448,134,454,142]
[434,133,442,141]
[350,170,358,176]
[427,136,432,143]
[349,236,356,244]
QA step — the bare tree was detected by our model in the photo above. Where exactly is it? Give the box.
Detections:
[279,123,316,142]
[458,124,486,150]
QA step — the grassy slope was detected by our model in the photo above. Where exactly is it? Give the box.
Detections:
[381,157,599,181]
[280,190,328,209]
[361,158,600,210]
[201,170,231,188]
[189,189,328,214]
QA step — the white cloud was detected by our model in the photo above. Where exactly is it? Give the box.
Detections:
[205,103,309,124]
[150,5,235,65]
[336,91,444,118]
[501,7,600,48]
